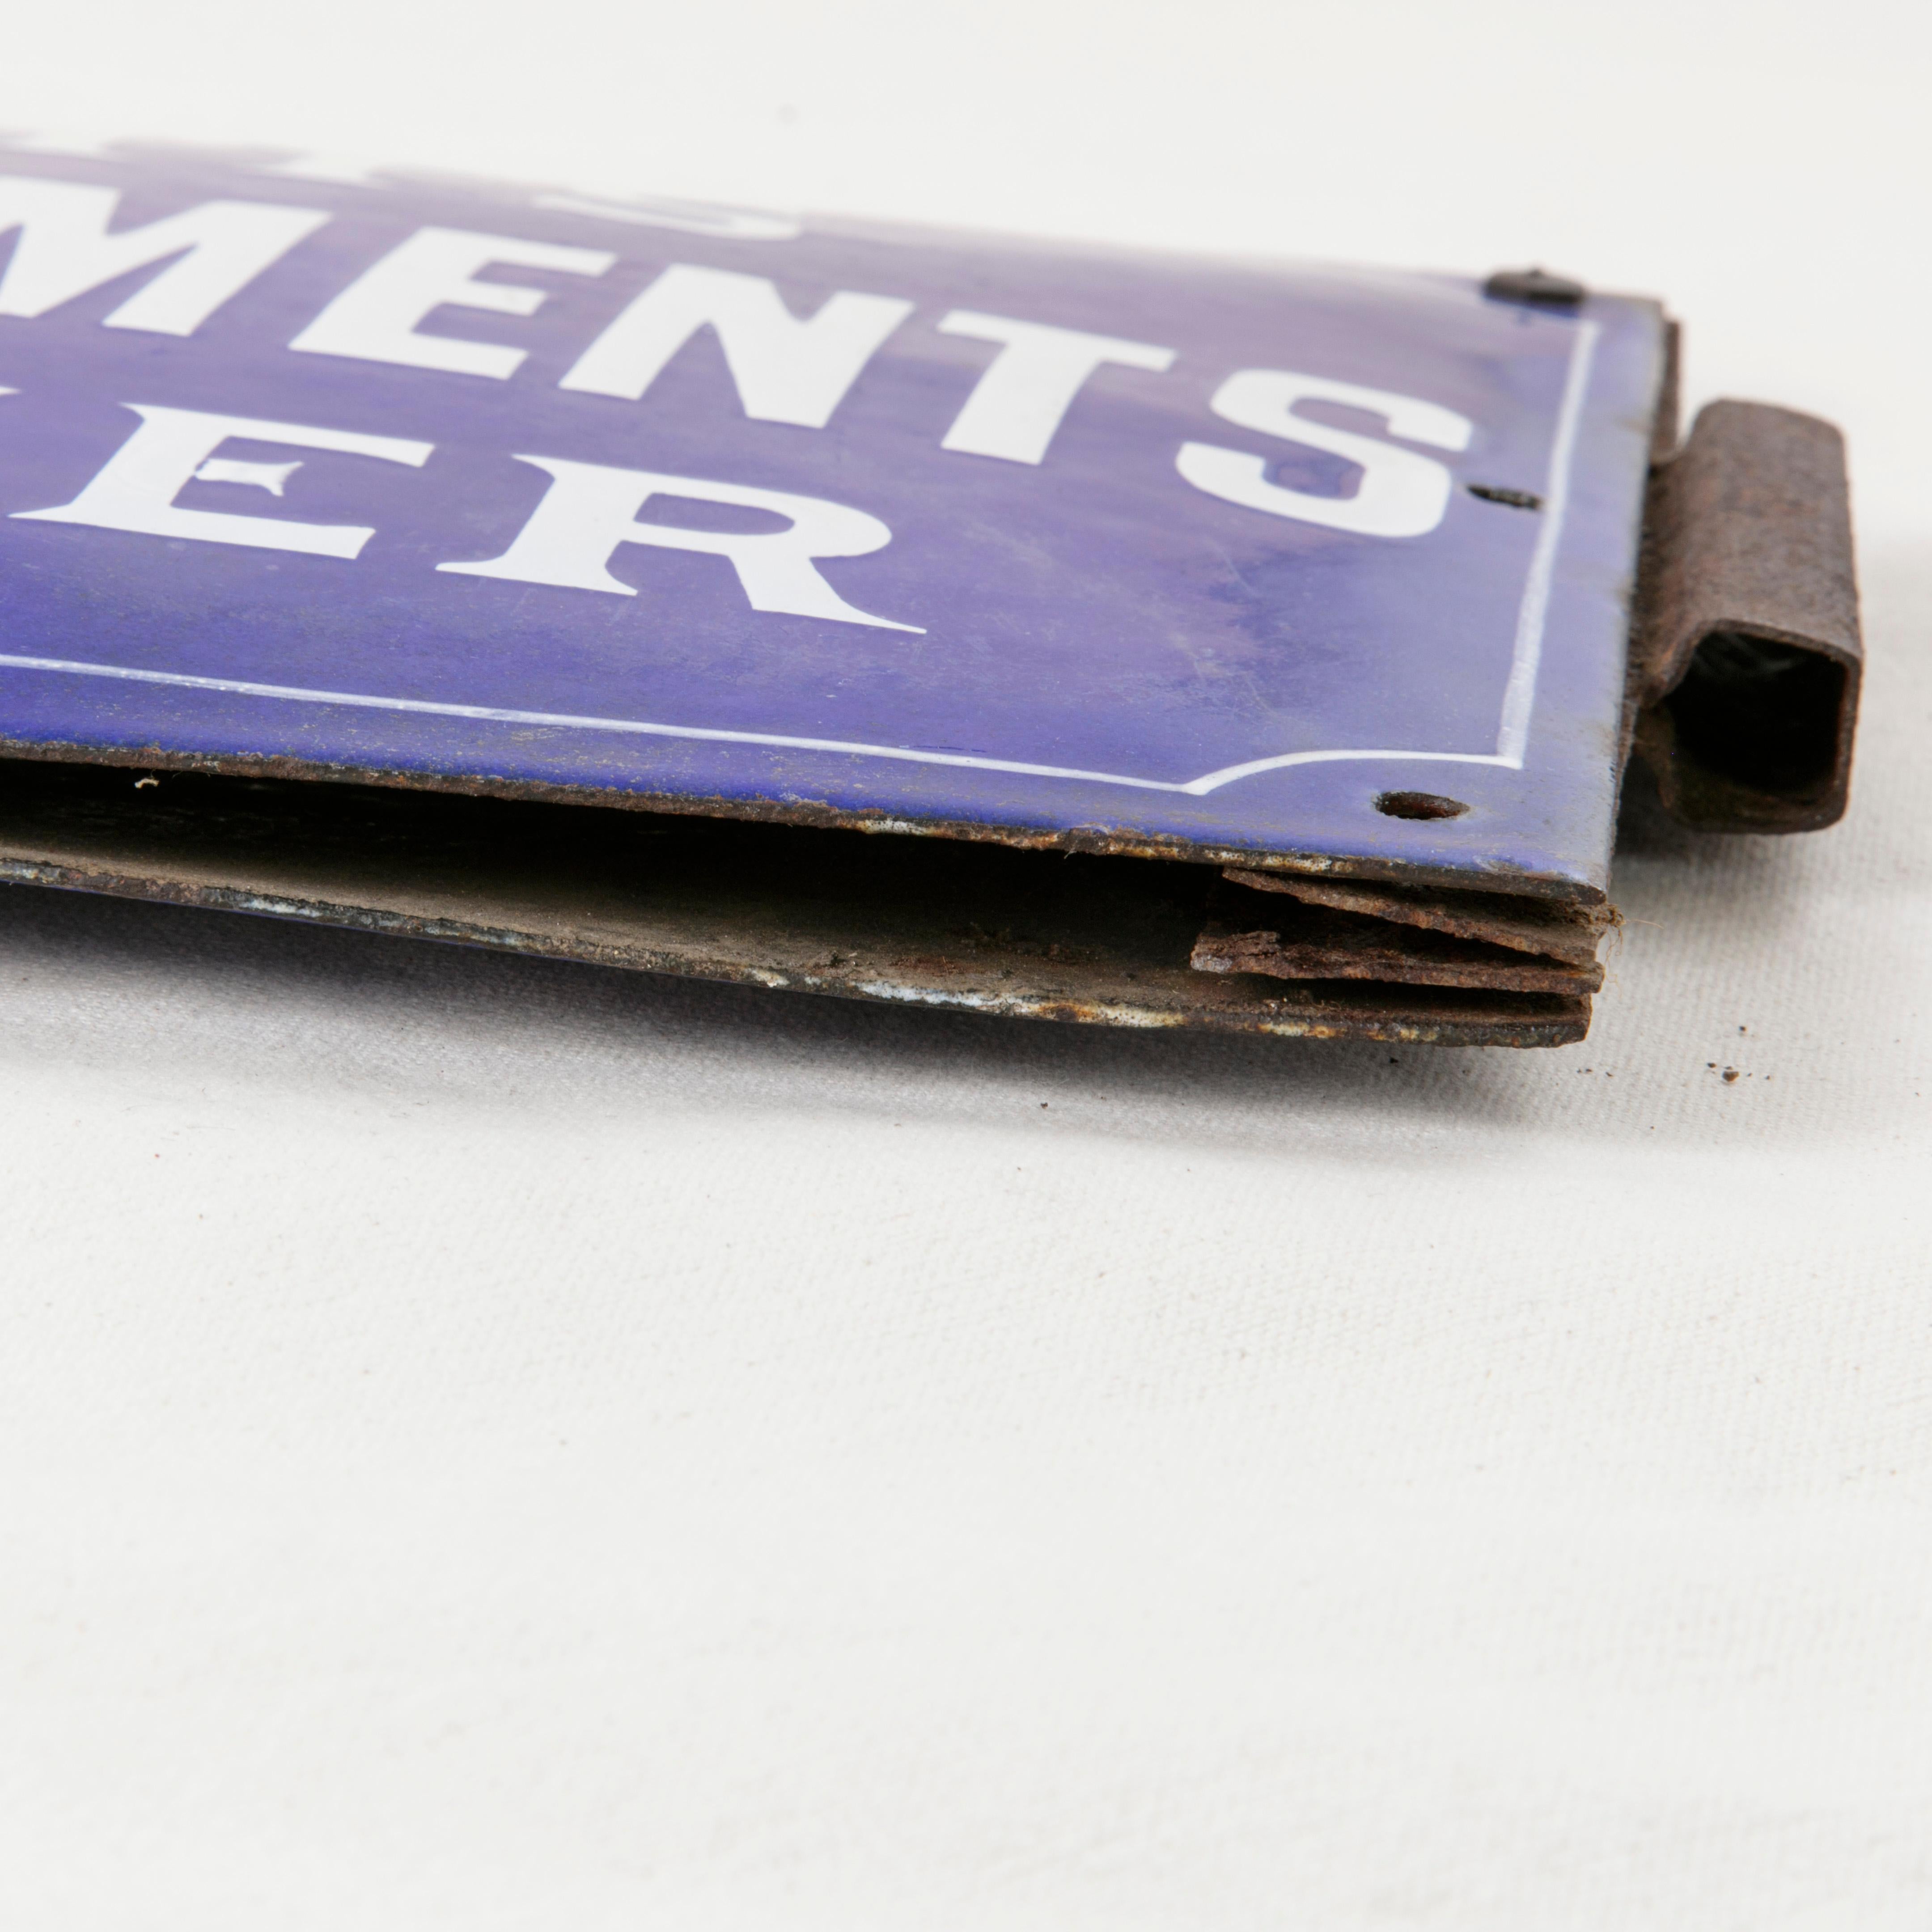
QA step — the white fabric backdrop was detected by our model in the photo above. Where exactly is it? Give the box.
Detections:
[1,6,1928,1927]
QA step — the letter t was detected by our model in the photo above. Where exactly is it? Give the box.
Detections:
[936,311,1175,465]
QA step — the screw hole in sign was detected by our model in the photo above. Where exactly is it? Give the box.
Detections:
[1375,790,1470,821]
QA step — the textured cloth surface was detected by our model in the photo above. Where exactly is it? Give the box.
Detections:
[1,6,1929,1928]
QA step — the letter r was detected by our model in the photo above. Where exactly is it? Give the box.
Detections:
[440,458,923,632]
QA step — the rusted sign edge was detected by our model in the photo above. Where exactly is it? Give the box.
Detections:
[0,732,1614,908]
[0,850,1589,1048]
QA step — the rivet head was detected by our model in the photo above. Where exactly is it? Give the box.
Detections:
[1483,267,1587,306]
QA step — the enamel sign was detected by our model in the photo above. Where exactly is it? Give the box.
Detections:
[0,142,1665,887]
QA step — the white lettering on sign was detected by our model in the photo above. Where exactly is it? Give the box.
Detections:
[1175,370,1472,538]
[936,311,1175,465]
[289,226,616,380]
[440,456,922,632]
[0,176,330,336]
[13,404,433,558]
[558,265,911,428]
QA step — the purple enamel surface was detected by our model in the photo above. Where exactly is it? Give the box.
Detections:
[0,147,1663,889]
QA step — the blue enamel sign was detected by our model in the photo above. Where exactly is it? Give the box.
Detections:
[0,142,1665,891]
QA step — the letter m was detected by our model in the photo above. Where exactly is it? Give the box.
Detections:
[0,176,330,336]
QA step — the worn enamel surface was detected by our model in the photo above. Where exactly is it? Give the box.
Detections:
[0,143,1665,893]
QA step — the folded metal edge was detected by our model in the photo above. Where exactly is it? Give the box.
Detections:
[0,760,1592,1048]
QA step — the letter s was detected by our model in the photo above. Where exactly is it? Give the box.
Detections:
[1176,370,1472,538]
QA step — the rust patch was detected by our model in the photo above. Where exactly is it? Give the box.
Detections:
[1192,920,1600,996]
[0,756,1593,1048]
[1628,399,1860,831]
[1221,868,1607,966]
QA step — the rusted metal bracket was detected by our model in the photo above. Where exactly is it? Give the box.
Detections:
[1628,399,1862,832]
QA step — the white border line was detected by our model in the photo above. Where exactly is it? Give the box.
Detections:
[1496,318,1600,766]
[0,322,1600,798]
